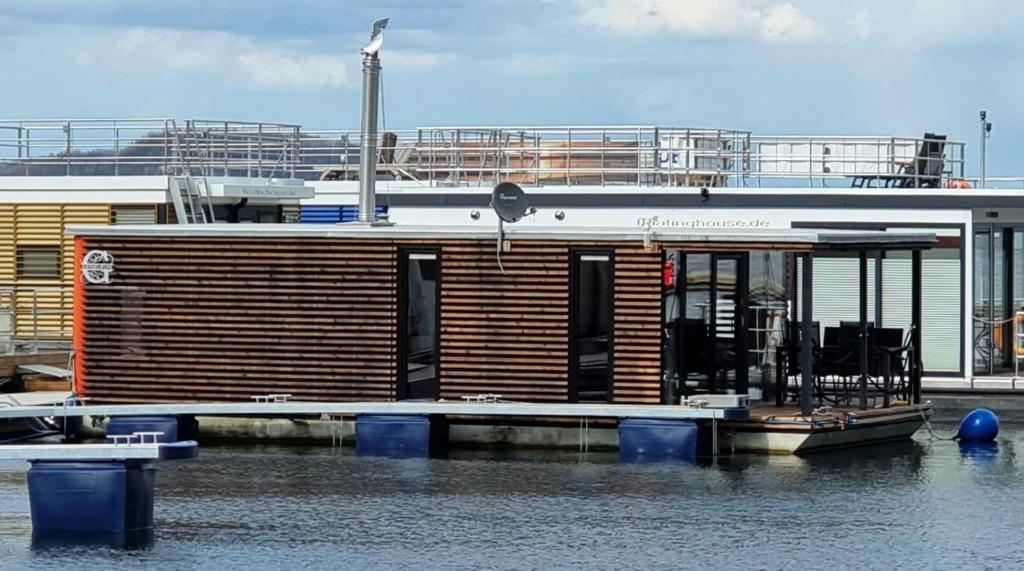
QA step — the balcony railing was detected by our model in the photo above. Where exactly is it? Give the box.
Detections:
[0,285,73,355]
[0,119,975,188]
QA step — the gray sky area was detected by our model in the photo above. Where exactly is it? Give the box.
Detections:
[1,0,1021,175]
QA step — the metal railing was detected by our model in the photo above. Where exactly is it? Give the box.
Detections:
[302,126,752,186]
[0,118,301,178]
[0,119,973,188]
[299,126,967,188]
[0,286,73,355]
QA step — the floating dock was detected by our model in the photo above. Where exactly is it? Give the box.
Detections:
[0,395,932,455]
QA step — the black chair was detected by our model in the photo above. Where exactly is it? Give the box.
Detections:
[680,319,712,394]
[895,133,946,188]
[775,320,821,404]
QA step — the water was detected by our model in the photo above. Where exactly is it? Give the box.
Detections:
[0,424,1022,569]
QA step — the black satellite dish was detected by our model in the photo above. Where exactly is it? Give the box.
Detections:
[491,182,529,223]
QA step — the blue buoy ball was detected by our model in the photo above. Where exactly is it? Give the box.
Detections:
[957,408,1000,442]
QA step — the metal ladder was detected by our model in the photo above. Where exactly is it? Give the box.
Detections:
[168,119,216,224]
[169,176,215,223]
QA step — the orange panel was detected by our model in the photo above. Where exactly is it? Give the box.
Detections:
[72,237,85,396]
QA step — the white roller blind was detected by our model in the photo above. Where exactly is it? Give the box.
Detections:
[797,257,877,328]
[881,257,960,372]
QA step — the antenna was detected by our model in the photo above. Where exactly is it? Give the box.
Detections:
[490,182,535,274]
[491,182,530,223]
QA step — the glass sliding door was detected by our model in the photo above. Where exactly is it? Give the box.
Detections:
[398,249,441,400]
[974,230,991,374]
[571,251,613,403]
[974,227,1016,376]
[675,252,749,396]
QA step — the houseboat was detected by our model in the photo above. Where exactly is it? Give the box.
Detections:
[65,213,935,453]
[302,124,1024,394]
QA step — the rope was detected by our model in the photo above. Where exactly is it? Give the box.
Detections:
[918,407,957,441]
[971,315,1017,325]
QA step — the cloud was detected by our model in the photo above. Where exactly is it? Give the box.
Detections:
[71,27,351,90]
[70,27,457,90]
[758,3,823,44]
[492,53,650,77]
[495,54,572,77]
[848,9,873,39]
[575,0,823,44]
[385,49,458,72]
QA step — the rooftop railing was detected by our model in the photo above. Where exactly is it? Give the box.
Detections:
[0,118,301,178]
[303,126,967,189]
[0,120,972,189]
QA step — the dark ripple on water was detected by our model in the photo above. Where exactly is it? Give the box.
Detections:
[0,425,1023,570]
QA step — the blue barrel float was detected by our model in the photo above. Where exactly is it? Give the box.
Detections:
[618,418,713,462]
[957,408,1000,443]
[355,414,449,458]
[28,460,156,533]
[27,415,197,535]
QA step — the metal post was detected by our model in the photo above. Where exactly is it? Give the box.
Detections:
[291,126,300,179]
[858,250,869,410]
[978,112,987,190]
[114,124,119,176]
[257,123,263,178]
[64,121,71,176]
[163,119,169,174]
[874,253,883,327]
[800,254,814,415]
[911,249,923,404]
[980,110,989,189]
[358,50,381,223]
[223,122,230,176]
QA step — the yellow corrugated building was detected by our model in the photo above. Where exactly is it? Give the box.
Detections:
[0,204,156,340]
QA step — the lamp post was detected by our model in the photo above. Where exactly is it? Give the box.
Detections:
[980,110,992,189]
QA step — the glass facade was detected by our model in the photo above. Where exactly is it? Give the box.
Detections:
[974,226,1024,376]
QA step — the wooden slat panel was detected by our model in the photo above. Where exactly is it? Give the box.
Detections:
[81,236,671,407]
[613,246,663,404]
[81,237,398,403]
[439,241,570,402]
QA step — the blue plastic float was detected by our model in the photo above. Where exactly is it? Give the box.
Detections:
[956,408,999,443]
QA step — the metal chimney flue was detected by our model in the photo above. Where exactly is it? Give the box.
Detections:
[357,18,388,224]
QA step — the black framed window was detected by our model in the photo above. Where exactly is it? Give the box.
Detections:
[16,246,61,278]
[570,250,613,403]
[398,249,441,400]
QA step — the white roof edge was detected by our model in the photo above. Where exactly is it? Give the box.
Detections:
[65,223,936,246]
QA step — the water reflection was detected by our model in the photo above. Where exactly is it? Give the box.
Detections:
[958,441,1000,465]
[31,529,154,551]
[0,434,1023,569]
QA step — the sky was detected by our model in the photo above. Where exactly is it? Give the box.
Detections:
[1,0,1022,175]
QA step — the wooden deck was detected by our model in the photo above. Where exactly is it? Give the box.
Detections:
[0,351,70,378]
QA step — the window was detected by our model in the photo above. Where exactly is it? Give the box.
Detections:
[398,249,441,400]
[17,246,61,278]
[112,205,157,224]
[571,251,613,403]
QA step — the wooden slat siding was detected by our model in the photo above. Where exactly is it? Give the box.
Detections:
[81,237,398,403]
[0,204,110,338]
[79,235,803,406]
[438,241,570,402]
[612,245,663,404]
